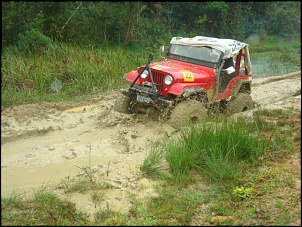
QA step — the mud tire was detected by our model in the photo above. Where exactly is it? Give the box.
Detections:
[168,99,207,128]
[227,93,254,114]
[114,92,133,114]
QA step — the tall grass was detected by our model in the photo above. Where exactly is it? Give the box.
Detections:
[1,42,156,110]
[140,143,169,180]
[142,118,264,186]
[1,188,88,226]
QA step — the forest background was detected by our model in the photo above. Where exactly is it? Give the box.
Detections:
[2,1,301,49]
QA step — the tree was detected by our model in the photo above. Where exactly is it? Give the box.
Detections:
[2,1,300,48]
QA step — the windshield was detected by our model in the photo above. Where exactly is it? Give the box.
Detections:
[168,44,223,64]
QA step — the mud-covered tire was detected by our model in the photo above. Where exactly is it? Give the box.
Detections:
[168,99,207,128]
[227,93,254,114]
[114,92,133,114]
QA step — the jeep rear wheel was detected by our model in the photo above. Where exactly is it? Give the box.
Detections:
[227,93,254,114]
[168,99,207,128]
[114,92,133,114]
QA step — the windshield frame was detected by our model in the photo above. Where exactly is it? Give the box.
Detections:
[166,44,224,69]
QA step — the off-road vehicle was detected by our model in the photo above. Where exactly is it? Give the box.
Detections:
[114,36,254,128]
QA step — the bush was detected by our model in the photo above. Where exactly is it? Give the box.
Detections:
[17,28,53,55]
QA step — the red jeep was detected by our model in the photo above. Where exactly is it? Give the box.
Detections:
[114,36,254,128]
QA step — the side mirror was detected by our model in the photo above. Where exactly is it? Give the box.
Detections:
[226,66,235,74]
[159,45,165,59]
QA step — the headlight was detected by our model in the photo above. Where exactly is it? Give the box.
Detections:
[141,69,148,79]
[164,75,173,85]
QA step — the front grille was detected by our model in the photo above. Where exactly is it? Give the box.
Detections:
[150,70,165,92]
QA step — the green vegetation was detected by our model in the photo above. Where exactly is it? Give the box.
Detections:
[1,187,89,226]
[2,2,300,48]
[163,118,262,185]
[2,109,300,225]
[1,42,159,110]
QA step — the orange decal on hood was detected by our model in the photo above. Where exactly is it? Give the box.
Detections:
[180,70,194,82]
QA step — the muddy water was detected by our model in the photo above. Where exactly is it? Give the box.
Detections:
[1,125,159,216]
[1,122,127,195]
[1,121,154,185]
[1,100,172,216]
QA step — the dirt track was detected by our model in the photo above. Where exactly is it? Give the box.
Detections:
[1,71,301,219]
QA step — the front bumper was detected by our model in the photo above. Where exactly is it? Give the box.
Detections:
[125,86,173,107]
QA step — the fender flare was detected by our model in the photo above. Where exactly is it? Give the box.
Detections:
[180,87,207,98]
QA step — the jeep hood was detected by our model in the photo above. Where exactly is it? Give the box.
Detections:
[150,60,214,78]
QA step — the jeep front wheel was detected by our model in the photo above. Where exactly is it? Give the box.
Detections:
[227,93,254,114]
[168,99,207,128]
[114,92,133,114]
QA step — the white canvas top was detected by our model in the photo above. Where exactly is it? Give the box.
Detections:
[170,36,248,59]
